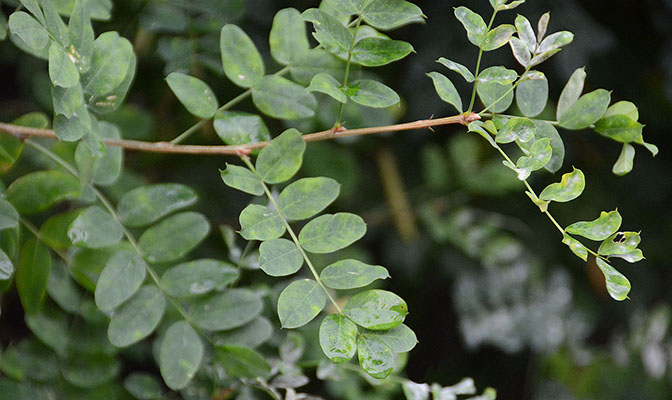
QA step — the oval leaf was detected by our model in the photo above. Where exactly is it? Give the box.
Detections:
[251,76,317,120]
[258,238,303,277]
[220,24,264,88]
[344,289,408,330]
[138,212,210,263]
[350,37,414,67]
[214,345,271,379]
[166,72,218,118]
[454,6,486,47]
[220,163,264,196]
[190,288,263,331]
[159,321,203,390]
[269,8,309,65]
[68,206,124,249]
[516,71,548,117]
[277,279,326,329]
[7,170,81,215]
[361,0,424,30]
[298,213,366,254]
[557,67,586,120]
[238,204,285,241]
[255,128,306,184]
[95,250,147,312]
[321,259,390,289]
[598,231,641,256]
[277,177,340,220]
[595,258,630,301]
[360,324,417,353]
[357,334,394,379]
[108,285,166,347]
[161,259,239,298]
[213,110,270,146]
[427,72,462,113]
[558,89,611,130]
[17,238,52,315]
[118,184,198,228]
[565,210,622,241]
[539,168,585,203]
[349,79,400,108]
[81,31,134,97]
[319,314,357,363]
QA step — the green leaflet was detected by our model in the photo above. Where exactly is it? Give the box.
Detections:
[68,0,95,73]
[566,210,622,241]
[277,177,340,220]
[516,71,548,117]
[344,289,408,330]
[496,117,535,144]
[117,183,198,228]
[320,259,390,289]
[556,67,586,120]
[427,72,462,113]
[48,43,79,88]
[534,121,564,173]
[220,24,264,88]
[213,111,271,146]
[307,72,347,103]
[437,57,474,82]
[94,250,147,312]
[537,30,574,53]
[75,120,122,186]
[319,314,357,363]
[138,211,210,263]
[290,48,346,86]
[220,164,264,196]
[124,373,164,400]
[277,279,326,328]
[68,206,124,249]
[269,8,309,65]
[70,244,130,292]
[598,231,641,256]
[539,168,585,203]
[86,52,136,113]
[161,259,239,298]
[251,76,317,120]
[16,238,51,315]
[47,262,81,313]
[238,204,285,241]
[62,353,120,388]
[255,128,306,184]
[594,115,643,143]
[213,317,274,349]
[8,12,48,51]
[214,345,271,379]
[558,89,611,130]
[40,0,69,47]
[515,14,536,50]
[482,24,515,51]
[605,100,639,121]
[25,302,69,356]
[510,37,531,66]
[350,37,414,67]
[360,0,424,30]
[357,334,394,379]
[166,72,218,118]
[0,198,19,231]
[476,66,516,113]
[53,105,92,141]
[595,258,630,301]
[348,79,400,108]
[258,239,303,277]
[454,6,487,47]
[52,83,84,119]
[515,138,552,179]
[189,288,263,331]
[7,170,81,214]
[159,321,203,390]
[302,8,352,54]
[81,32,134,97]
[108,285,165,347]
[613,143,635,176]
[360,324,417,353]
[299,213,366,254]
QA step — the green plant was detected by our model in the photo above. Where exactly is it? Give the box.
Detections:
[0,0,657,398]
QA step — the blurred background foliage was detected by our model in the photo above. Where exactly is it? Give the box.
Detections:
[0,0,670,399]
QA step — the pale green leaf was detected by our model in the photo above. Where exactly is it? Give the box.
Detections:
[467,121,497,148]
[52,83,84,119]
[68,206,123,249]
[213,111,270,146]
[604,100,639,121]
[16,238,51,315]
[220,164,264,196]
[138,212,210,263]
[118,184,198,228]
[509,36,531,66]
[482,24,514,51]
[251,76,317,120]
[255,128,306,184]
[75,120,122,186]
[357,334,394,379]
[166,72,218,118]
[344,289,408,330]
[68,0,95,72]
[539,168,585,202]
[537,31,574,53]
[46,260,81,313]
[516,71,548,117]
[595,115,643,143]
[320,259,390,289]
[161,259,238,298]
[496,117,535,144]
[258,239,303,277]
[239,204,285,241]
[556,67,586,120]
[534,121,564,173]
[598,231,641,256]
[214,345,270,379]
[515,15,536,50]
[558,89,611,129]
[124,373,164,400]
[299,213,366,254]
[290,48,346,86]
[476,66,516,113]
[269,8,309,65]
[159,321,203,390]
[213,316,273,348]
[95,250,147,312]
[562,234,588,262]
[277,177,340,220]
[360,324,417,353]
[307,72,347,103]
[108,285,165,347]
[190,288,263,331]
[301,8,352,54]
[515,138,552,177]
[7,170,81,214]
[81,32,134,97]
[496,0,525,11]
[361,0,424,30]
[0,198,19,231]
[436,57,474,82]
[53,106,91,141]
[595,258,630,301]
[566,210,622,241]
[612,143,635,176]
[350,37,414,67]
[611,249,645,263]
[349,79,400,108]
[427,72,462,113]
[454,6,487,47]
[48,43,79,88]
[41,0,69,47]
[8,12,48,51]
[220,24,264,88]
[319,314,357,363]
[277,279,326,328]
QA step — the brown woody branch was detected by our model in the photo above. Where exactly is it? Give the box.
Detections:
[0,113,480,156]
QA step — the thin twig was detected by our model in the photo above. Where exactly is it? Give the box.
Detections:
[0,113,480,156]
